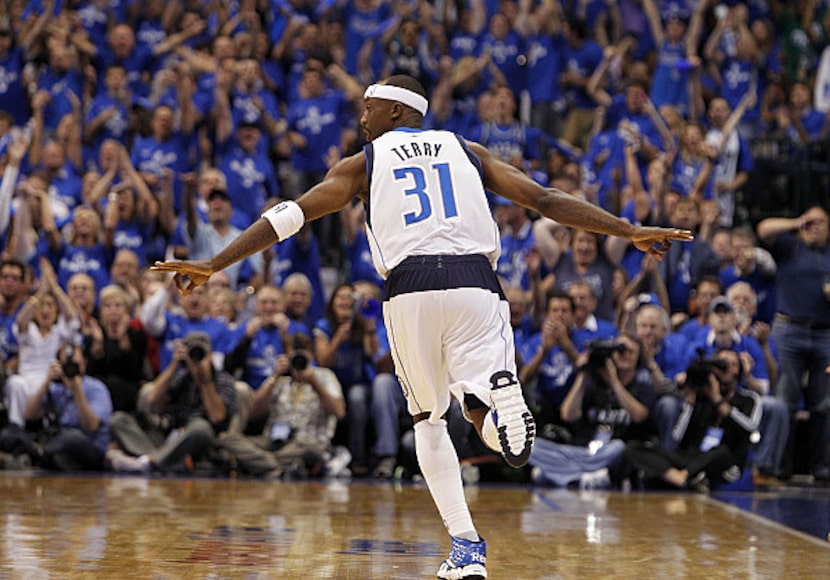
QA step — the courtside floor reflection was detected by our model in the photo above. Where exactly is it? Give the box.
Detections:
[0,473,828,578]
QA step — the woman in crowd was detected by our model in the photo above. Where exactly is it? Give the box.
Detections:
[4,259,81,427]
[314,283,379,475]
[84,284,148,414]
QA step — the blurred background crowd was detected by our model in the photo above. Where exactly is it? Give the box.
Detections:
[0,0,829,490]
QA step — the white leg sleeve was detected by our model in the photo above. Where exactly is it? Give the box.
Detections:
[414,420,477,540]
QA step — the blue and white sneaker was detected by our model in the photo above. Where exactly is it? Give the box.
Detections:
[488,370,535,468]
[436,536,487,579]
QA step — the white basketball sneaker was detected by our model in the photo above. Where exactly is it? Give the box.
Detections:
[436,536,487,579]
[487,370,535,468]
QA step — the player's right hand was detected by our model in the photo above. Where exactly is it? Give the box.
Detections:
[151,260,214,296]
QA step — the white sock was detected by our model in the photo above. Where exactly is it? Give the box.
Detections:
[138,455,152,471]
[414,420,478,541]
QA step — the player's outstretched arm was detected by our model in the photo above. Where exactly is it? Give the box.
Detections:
[469,142,693,259]
[153,152,367,295]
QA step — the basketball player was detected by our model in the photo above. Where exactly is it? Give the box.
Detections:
[153,75,693,579]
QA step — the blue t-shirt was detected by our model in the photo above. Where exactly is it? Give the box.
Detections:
[655,332,696,380]
[0,48,31,126]
[85,93,131,151]
[135,19,166,54]
[287,89,350,173]
[313,317,371,387]
[218,143,279,226]
[270,235,326,326]
[0,303,22,364]
[130,133,193,212]
[47,376,113,452]
[679,318,709,345]
[479,30,526,94]
[346,228,385,289]
[512,314,537,360]
[497,220,535,290]
[51,241,112,292]
[37,68,84,133]
[342,1,390,77]
[767,234,830,324]
[113,218,154,267]
[236,325,286,390]
[719,57,758,122]
[43,163,83,213]
[562,39,603,109]
[670,155,714,199]
[650,40,690,114]
[518,334,576,408]
[94,45,156,98]
[469,122,541,166]
[232,87,281,132]
[76,1,111,46]
[449,31,481,61]
[581,129,625,212]
[159,314,236,370]
[571,316,619,353]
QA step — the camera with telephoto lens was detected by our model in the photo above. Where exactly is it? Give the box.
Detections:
[282,352,309,376]
[61,344,81,379]
[290,352,309,371]
[684,349,729,394]
[583,339,628,374]
[188,344,207,362]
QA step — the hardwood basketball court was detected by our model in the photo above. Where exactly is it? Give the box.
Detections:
[1,473,828,578]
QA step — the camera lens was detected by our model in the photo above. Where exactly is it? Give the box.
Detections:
[290,352,308,371]
[62,360,81,379]
[188,345,207,362]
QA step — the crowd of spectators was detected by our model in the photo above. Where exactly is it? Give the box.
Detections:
[0,0,829,489]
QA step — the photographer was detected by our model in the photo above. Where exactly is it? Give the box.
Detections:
[528,334,657,489]
[9,341,113,471]
[624,348,762,491]
[106,332,237,473]
[218,333,346,478]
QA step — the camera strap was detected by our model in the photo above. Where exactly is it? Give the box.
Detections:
[699,426,723,453]
[41,386,60,441]
[587,425,613,456]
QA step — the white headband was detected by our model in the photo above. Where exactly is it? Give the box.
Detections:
[364,84,429,116]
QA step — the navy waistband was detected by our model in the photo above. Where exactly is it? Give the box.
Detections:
[384,254,505,301]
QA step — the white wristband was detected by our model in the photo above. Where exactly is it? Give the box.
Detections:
[262,200,305,241]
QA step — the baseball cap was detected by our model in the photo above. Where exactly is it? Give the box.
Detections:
[709,296,734,314]
[183,331,212,352]
[207,188,231,202]
[238,118,263,130]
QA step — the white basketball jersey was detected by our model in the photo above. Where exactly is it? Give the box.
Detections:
[364,128,501,278]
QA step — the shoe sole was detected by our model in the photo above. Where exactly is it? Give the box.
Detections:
[489,370,535,468]
[436,563,487,579]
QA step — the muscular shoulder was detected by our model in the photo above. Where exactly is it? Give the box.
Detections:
[466,140,494,163]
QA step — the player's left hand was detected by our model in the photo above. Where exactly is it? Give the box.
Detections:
[630,227,694,260]
[151,259,214,295]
